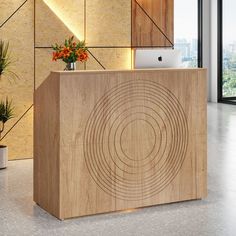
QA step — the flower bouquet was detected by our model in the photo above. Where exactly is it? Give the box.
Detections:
[52,36,89,70]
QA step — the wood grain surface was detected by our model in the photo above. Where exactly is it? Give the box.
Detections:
[132,0,174,47]
[34,68,207,219]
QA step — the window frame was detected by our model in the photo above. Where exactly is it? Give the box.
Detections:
[218,0,236,104]
[198,0,203,68]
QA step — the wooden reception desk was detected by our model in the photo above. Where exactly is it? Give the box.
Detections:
[34,68,207,220]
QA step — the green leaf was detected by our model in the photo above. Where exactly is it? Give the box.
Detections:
[0,97,14,124]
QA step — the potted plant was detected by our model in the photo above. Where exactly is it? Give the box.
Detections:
[0,98,14,169]
[52,36,89,70]
[0,39,16,169]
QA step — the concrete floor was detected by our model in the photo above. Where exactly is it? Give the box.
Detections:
[0,103,236,236]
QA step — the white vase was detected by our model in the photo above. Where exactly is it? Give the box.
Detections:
[0,145,8,169]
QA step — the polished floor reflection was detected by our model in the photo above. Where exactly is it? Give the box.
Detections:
[0,103,236,236]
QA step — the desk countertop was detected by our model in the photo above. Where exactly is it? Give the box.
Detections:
[52,67,207,75]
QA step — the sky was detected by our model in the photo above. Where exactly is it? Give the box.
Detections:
[175,0,236,45]
[223,0,236,44]
[174,0,198,41]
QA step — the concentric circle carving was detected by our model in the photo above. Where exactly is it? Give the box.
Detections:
[83,80,189,201]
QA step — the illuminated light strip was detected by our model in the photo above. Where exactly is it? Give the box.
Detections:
[43,0,84,40]
[131,49,135,69]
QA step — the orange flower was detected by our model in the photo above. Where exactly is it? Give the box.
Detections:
[75,49,83,56]
[61,47,71,58]
[52,52,59,61]
[58,51,64,58]
[78,52,88,62]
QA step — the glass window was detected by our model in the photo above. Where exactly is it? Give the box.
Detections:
[174,0,199,67]
[222,0,236,98]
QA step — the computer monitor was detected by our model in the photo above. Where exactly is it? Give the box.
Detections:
[134,49,182,69]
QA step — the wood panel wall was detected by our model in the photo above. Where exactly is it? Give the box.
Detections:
[35,0,132,89]
[0,0,34,160]
[132,0,174,47]
[0,0,174,160]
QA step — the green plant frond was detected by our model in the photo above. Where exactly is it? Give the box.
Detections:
[0,97,14,124]
[0,40,19,80]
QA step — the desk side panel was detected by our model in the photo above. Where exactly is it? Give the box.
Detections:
[196,70,208,198]
[34,73,60,218]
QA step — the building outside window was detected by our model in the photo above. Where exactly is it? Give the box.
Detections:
[174,0,199,67]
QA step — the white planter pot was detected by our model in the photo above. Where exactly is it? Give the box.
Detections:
[0,145,8,169]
